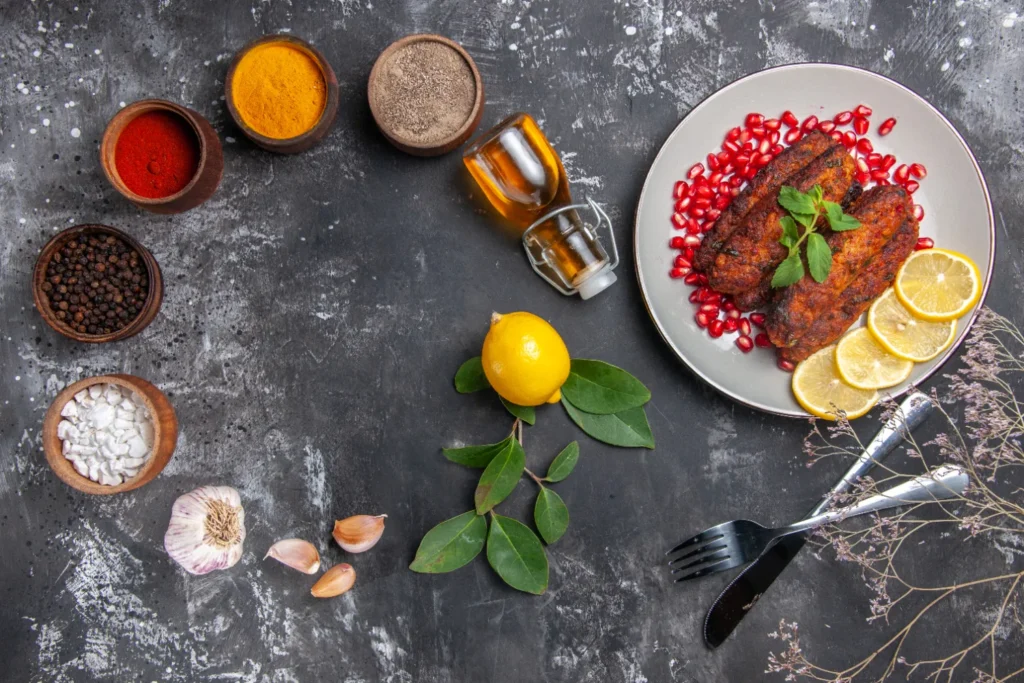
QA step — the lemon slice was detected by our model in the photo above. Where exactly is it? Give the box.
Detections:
[792,345,879,420]
[867,288,957,362]
[835,327,914,390]
[894,248,982,322]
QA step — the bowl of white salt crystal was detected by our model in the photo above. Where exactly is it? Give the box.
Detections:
[42,374,178,494]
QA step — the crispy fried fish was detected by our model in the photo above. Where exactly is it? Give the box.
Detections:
[766,186,911,348]
[694,131,832,273]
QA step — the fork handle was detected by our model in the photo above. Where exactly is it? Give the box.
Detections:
[787,465,968,534]
[810,391,934,517]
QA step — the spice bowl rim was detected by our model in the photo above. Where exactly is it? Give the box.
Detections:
[224,33,341,153]
[42,374,178,495]
[32,223,164,344]
[368,33,485,156]
[100,98,211,206]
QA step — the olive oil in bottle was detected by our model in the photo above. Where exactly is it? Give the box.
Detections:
[463,113,618,299]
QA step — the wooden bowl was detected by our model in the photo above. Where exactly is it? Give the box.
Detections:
[100,99,223,214]
[225,34,340,154]
[368,34,484,156]
[42,374,178,495]
[33,224,164,343]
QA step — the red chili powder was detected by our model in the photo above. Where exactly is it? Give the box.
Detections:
[114,111,200,198]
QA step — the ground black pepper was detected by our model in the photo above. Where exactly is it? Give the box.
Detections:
[41,232,149,336]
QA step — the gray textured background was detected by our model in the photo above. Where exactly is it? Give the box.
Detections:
[2,1,1023,681]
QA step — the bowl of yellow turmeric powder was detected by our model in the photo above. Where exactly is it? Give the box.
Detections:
[226,34,340,154]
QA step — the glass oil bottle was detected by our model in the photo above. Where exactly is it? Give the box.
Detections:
[463,113,618,299]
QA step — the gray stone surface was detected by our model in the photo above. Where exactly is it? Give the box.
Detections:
[1,1,1022,681]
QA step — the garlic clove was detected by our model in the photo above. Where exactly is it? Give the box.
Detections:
[311,563,356,598]
[332,514,387,553]
[164,486,246,575]
[265,539,321,574]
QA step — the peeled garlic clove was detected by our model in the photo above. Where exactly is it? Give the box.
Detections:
[311,563,356,598]
[333,514,387,553]
[264,539,320,574]
[164,486,246,575]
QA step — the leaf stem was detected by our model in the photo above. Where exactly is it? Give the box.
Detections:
[789,206,823,257]
[524,468,545,486]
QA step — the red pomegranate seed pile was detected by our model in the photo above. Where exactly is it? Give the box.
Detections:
[667,104,929,364]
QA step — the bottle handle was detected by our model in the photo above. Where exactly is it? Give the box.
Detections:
[521,198,618,296]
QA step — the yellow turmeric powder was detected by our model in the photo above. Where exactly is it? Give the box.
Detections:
[232,42,327,139]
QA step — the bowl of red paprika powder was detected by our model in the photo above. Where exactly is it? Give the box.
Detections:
[100,99,223,214]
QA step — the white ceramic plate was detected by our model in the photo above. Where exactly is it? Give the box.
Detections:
[634,64,994,417]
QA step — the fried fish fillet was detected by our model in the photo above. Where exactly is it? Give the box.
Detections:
[694,131,832,274]
[766,186,912,348]
[707,144,855,294]
[778,217,919,363]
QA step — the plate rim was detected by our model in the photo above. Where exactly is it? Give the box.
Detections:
[632,62,996,418]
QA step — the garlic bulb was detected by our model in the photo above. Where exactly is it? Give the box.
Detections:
[333,514,387,553]
[164,486,246,575]
[311,563,356,598]
[265,539,320,574]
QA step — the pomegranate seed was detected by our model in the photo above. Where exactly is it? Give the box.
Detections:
[675,254,692,267]
[842,131,857,148]
[866,152,883,168]
[676,196,692,212]
[694,197,712,209]
[853,116,869,135]
[704,292,721,304]
[671,212,686,230]
[757,138,772,155]
[683,247,695,261]
[905,180,920,194]
[723,318,739,333]
[778,359,796,372]
[741,140,755,152]
[829,131,842,143]
[784,128,802,144]
[688,163,705,179]
[745,112,765,128]
[768,130,781,146]
[691,207,707,219]
[743,166,758,180]
[723,139,740,155]
[739,129,753,144]
[855,171,870,186]
[915,236,934,250]
[833,111,853,125]
[717,182,730,195]
[755,333,772,348]
[755,153,773,167]
[684,272,701,285]
[730,186,742,197]
[913,204,925,221]
[910,163,927,179]
[670,236,685,249]
[771,143,784,156]
[706,208,721,221]
[722,300,736,312]
[689,289,702,304]
[876,178,891,186]
[673,181,688,199]
[699,302,720,316]
[730,176,743,188]
[707,153,721,172]
[764,118,782,131]
[716,150,731,166]
[801,115,819,132]
[878,117,896,135]
[856,138,873,155]
[695,312,710,328]
[855,157,870,174]
[749,312,766,328]
[870,169,890,181]
[854,104,873,117]
[893,164,910,183]
[726,308,741,320]
[817,120,836,134]
[727,126,742,141]
[781,110,799,127]
[708,319,725,338]
[739,318,752,336]
[734,154,751,168]
[696,185,714,199]
[881,154,896,171]
[670,267,688,279]
[686,218,701,234]
[750,126,767,139]
[683,234,701,248]
[708,171,724,186]
[735,335,754,353]
[713,195,731,211]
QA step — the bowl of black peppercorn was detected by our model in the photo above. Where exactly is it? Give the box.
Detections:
[32,224,164,343]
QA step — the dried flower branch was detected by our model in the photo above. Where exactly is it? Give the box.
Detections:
[767,308,1024,683]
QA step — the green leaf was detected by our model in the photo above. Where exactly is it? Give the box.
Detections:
[771,253,805,288]
[560,359,651,414]
[443,435,514,468]
[778,185,815,215]
[534,487,569,545]
[823,200,844,225]
[486,513,549,594]
[791,211,817,229]
[806,232,833,283]
[561,398,655,449]
[455,357,489,393]
[545,441,579,482]
[778,216,800,249]
[500,397,536,425]
[474,439,526,514]
[828,211,862,232]
[811,184,824,204]
[410,511,487,573]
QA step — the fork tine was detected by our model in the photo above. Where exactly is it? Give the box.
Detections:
[667,541,728,568]
[669,549,731,575]
[665,528,726,556]
[673,556,743,583]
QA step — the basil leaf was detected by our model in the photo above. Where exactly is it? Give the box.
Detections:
[410,511,487,573]
[811,184,824,204]
[778,185,815,215]
[474,438,525,514]
[829,212,862,232]
[500,397,536,425]
[823,200,844,225]
[560,359,651,414]
[791,211,817,229]
[454,357,489,393]
[443,435,514,468]
[486,513,549,594]
[806,233,833,283]
[561,399,655,449]
[535,487,569,545]
[778,216,800,249]
[771,253,805,288]
[545,441,579,482]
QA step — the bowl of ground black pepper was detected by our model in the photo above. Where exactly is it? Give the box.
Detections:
[33,225,164,343]
[100,99,223,214]
[368,34,484,156]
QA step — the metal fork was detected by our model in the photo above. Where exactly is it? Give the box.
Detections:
[666,464,968,581]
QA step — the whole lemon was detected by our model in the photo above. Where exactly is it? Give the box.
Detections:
[482,311,571,407]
